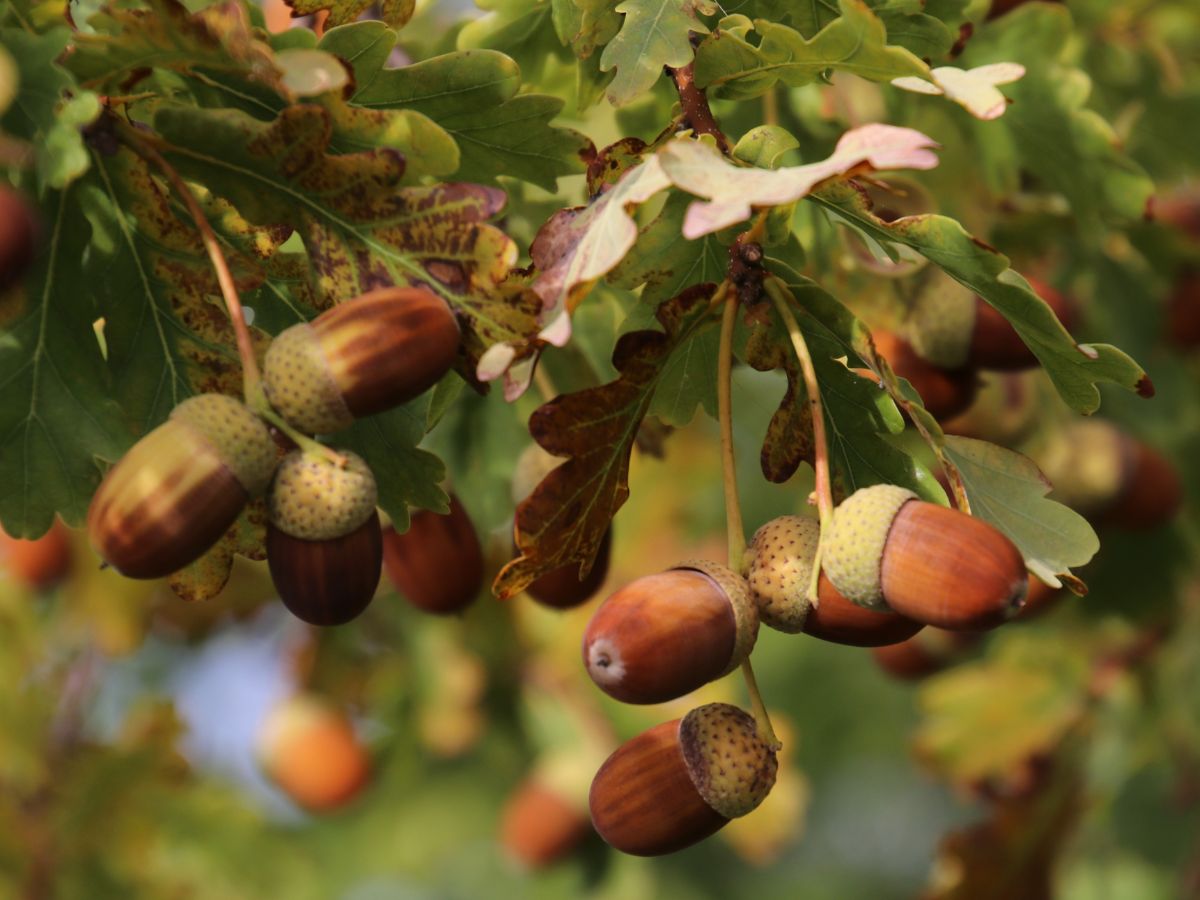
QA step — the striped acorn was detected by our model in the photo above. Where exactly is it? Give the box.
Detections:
[262,286,460,434]
[822,485,1028,631]
[266,450,382,626]
[382,493,484,615]
[746,515,922,645]
[582,561,758,704]
[87,394,277,578]
[589,703,778,856]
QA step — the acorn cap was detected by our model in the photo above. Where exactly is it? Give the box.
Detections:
[680,703,777,819]
[903,271,976,369]
[671,560,758,677]
[171,394,277,495]
[268,450,377,541]
[746,515,820,633]
[822,484,916,610]
[263,323,354,435]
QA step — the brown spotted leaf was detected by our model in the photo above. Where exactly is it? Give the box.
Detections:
[168,499,269,603]
[153,103,544,396]
[494,285,715,598]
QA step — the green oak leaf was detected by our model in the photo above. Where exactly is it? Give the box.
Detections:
[942,435,1100,587]
[152,103,544,395]
[599,0,717,107]
[321,24,589,190]
[0,186,129,536]
[552,0,622,59]
[961,4,1155,227]
[334,399,448,531]
[693,2,930,101]
[810,180,1150,413]
[0,28,102,189]
[456,0,567,87]
[288,0,414,29]
[494,285,714,597]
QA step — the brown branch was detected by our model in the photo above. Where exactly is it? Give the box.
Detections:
[667,63,730,154]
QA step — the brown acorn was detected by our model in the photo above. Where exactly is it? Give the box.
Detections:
[871,628,980,681]
[262,286,460,434]
[87,394,277,578]
[941,371,1041,447]
[822,485,1028,631]
[0,519,71,591]
[582,562,758,705]
[528,528,612,609]
[969,277,1075,371]
[500,777,591,868]
[0,187,38,291]
[382,493,484,615]
[1166,269,1200,349]
[745,515,921,646]
[1015,575,1064,620]
[266,450,382,626]
[872,330,978,421]
[987,0,1062,19]
[589,703,777,856]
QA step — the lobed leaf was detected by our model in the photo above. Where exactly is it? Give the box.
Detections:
[598,0,716,107]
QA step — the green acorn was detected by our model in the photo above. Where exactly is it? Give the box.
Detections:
[266,450,383,626]
[87,394,276,578]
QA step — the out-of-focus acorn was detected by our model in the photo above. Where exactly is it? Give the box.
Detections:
[1035,420,1182,530]
[942,371,1041,447]
[1166,269,1200,349]
[0,187,39,291]
[0,519,71,590]
[745,514,922,646]
[589,703,778,856]
[849,177,935,278]
[900,270,1074,374]
[266,450,382,626]
[257,694,371,812]
[872,329,978,421]
[822,484,1028,630]
[500,776,592,869]
[382,493,483,615]
[87,394,277,578]
[582,561,758,704]
[1015,575,1064,620]
[871,628,980,681]
[262,286,460,434]
[987,0,1062,20]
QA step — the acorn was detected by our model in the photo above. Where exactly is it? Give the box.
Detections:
[822,484,1028,631]
[871,628,980,681]
[807,574,924,646]
[1015,575,1064,620]
[582,561,758,704]
[87,394,277,578]
[257,694,371,812]
[266,449,382,626]
[0,519,71,591]
[1035,420,1182,530]
[987,0,1061,19]
[746,515,819,634]
[1166,269,1200,349]
[589,702,777,856]
[382,493,484,615]
[900,271,1074,373]
[0,187,39,291]
[262,286,460,434]
[941,371,1041,447]
[872,329,978,421]
[500,776,592,869]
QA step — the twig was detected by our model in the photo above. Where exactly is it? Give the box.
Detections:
[667,63,730,153]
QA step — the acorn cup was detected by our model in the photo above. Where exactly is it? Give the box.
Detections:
[582,561,758,705]
[871,329,978,421]
[0,186,39,291]
[589,703,778,857]
[1035,420,1182,530]
[266,450,383,626]
[262,286,460,435]
[87,394,277,578]
[822,485,1028,631]
[745,515,921,646]
[382,494,484,615]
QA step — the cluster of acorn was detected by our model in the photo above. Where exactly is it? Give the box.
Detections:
[578,479,1030,855]
[86,285,462,627]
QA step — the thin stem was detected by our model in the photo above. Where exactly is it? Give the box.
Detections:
[762,87,779,127]
[739,657,780,750]
[115,121,262,405]
[764,276,833,602]
[716,285,745,568]
[257,406,347,467]
[668,63,730,153]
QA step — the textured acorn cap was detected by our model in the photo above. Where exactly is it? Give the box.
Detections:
[268,450,378,541]
[680,703,778,819]
[746,516,820,633]
[903,271,977,370]
[822,485,917,610]
[672,560,758,675]
[171,393,277,495]
[262,323,354,435]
